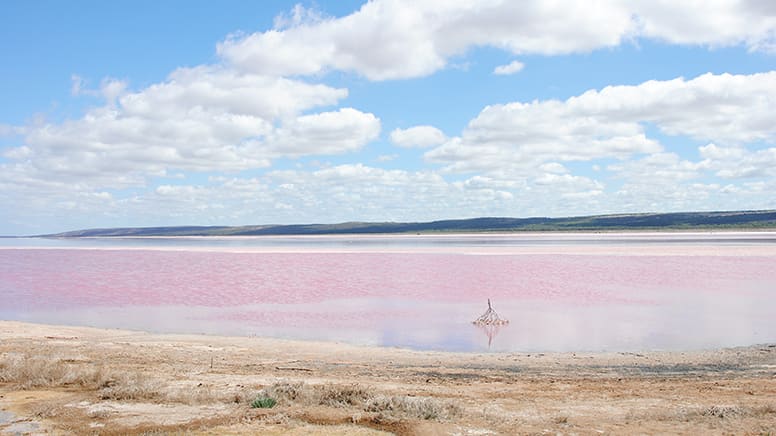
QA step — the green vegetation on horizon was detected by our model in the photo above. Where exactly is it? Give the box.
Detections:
[40,210,776,237]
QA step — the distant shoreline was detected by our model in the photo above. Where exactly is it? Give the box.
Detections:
[22,210,776,238]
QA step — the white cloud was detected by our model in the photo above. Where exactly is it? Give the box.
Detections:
[70,74,88,96]
[2,145,32,159]
[4,155,775,234]
[493,60,524,75]
[539,162,568,174]
[5,66,379,188]
[0,123,24,137]
[257,108,381,157]
[601,144,776,213]
[699,143,776,178]
[534,173,603,190]
[633,0,776,52]
[426,72,776,174]
[608,152,703,183]
[425,101,661,173]
[70,75,128,101]
[377,154,399,162]
[390,125,447,148]
[570,72,776,144]
[218,1,776,80]
[272,3,328,30]
[217,1,632,80]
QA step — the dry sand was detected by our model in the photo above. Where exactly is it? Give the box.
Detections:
[1,321,775,435]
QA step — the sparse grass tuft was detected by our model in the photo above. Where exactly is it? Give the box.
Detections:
[251,397,277,409]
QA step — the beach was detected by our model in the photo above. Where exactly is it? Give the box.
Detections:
[1,321,774,435]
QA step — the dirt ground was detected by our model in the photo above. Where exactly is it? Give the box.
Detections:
[1,321,775,435]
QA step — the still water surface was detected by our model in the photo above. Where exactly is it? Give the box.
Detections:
[1,233,775,352]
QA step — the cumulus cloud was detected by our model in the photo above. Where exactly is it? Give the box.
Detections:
[698,143,776,178]
[0,123,21,137]
[426,72,776,174]
[257,108,380,157]
[217,1,632,80]
[601,142,776,212]
[3,162,609,233]
[218,0,776,80]
[390,125,447,148]
[634,0,776,52]
[493,60,524,75]
[377,154,398,162]
[4,66,379,188]
[608,152,704,183]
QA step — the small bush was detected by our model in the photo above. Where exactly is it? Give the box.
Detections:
[259,381,305,402]
[99,372,163,401]
[251,397,277,409]
[365,395,460,420]
[315,384,370,407]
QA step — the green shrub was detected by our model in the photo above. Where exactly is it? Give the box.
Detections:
[251,396,277,409]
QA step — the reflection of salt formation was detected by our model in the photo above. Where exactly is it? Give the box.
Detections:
[477,323,502,348]
[472,299,509,326]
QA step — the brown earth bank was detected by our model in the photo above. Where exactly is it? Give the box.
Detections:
[1,321,774,435]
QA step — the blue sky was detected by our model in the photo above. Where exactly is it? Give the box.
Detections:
[1,1,776,235]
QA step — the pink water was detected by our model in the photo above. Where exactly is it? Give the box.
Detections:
[1,240,775,351]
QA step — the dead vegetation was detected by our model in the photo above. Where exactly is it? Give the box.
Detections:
[695,404,776,420]
[257,381,459,421]
[0,352,111,390]
[365,394,460,420]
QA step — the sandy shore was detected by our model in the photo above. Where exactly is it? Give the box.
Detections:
[1,321,774,435]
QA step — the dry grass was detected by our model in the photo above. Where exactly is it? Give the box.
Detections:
[0,353,111,390]
[365,394,461,421]
[259,381,306,403]
[165,383,257,405]
[258,381,460,421]
[98,372,165,401]
[631,403,776,423]
[1,354,459,425]
[315,384,371,408]
[0,352,259,407]
[695,404,776,420]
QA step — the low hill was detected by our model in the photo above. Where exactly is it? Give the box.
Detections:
[43,210,776,237]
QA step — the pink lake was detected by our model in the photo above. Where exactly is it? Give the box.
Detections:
[1,233,775,351]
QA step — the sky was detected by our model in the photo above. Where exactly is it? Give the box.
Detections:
[1,1,776,235]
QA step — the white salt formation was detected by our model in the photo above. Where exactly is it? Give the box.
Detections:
[472,299,509,326]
